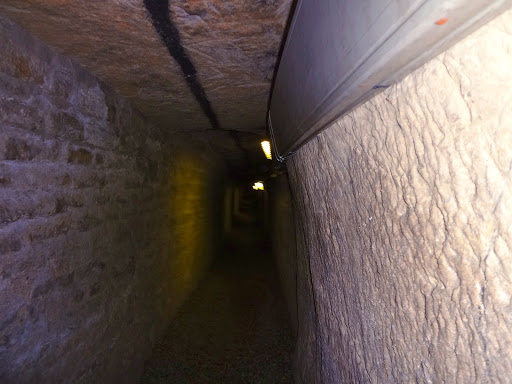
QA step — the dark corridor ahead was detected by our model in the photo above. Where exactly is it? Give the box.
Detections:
[138,188,294,383]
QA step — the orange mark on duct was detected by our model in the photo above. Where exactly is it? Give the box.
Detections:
[435,18,448,25]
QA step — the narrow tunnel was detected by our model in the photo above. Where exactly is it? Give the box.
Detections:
[139,184,293,383]
[1,1,512,383]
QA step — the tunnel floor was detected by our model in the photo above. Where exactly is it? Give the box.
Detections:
[138,222,294,383]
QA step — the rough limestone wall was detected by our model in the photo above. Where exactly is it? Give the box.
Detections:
[286,10,512,384]
[0,15,225,383]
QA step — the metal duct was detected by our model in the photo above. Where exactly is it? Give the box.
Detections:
[269,0,512,160]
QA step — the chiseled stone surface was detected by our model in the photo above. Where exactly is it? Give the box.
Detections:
[286,10,512,383]
[0,0,293,166]
[0,15,226,383]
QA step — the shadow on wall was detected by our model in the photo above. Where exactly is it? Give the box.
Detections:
[270,174,298,335]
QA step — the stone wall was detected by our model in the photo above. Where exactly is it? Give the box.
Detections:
[283,10,512,383]
[0,15,225,383]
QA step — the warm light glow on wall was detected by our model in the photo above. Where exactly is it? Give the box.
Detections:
[261,140,272,160]
[252,181,264,191]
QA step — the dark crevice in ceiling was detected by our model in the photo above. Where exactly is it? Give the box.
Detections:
[143,0,220,130]
[0,0,294,175]
[143,0,259,175]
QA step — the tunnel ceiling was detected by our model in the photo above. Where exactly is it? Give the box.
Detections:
[0,0,293,174]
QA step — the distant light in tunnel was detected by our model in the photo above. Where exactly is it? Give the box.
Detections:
[261,140,272,160]
[252,181,264,191]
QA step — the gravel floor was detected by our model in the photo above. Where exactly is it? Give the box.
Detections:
[138,225,294,384]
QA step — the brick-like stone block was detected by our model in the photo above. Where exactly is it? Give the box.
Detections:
[67,148,93,165]
[0,14,226,384]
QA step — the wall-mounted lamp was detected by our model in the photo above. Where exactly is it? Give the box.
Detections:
[252,181,264,191]
[261,140,272,160]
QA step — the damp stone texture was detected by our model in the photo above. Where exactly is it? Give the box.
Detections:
[0,15,225,383]
[285,9,512,384]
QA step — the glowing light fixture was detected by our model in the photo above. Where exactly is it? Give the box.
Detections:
[252,181,264,191]
[261,140,272,160]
